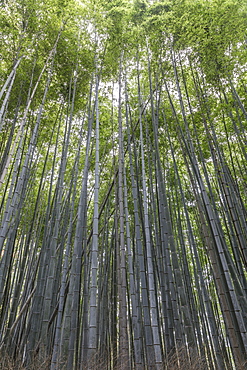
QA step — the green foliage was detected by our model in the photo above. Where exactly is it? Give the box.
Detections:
[170,0,247,81]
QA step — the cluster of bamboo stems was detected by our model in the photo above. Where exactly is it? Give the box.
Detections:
[0,25,247,370]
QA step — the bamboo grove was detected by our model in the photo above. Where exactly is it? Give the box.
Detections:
[0,0,247,368]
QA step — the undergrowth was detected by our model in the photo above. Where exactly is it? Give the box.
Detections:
[0,346,246,369]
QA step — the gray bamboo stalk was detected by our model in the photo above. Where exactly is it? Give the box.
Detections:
[124,73,143,369]
[88,69,100,361]
[0,59,21,132]
[136,52,162,368]
[117,55,130,369]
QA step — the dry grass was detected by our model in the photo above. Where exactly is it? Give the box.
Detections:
[0,347,246,369]
[0,351,50,370]
[165,347,207,370]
